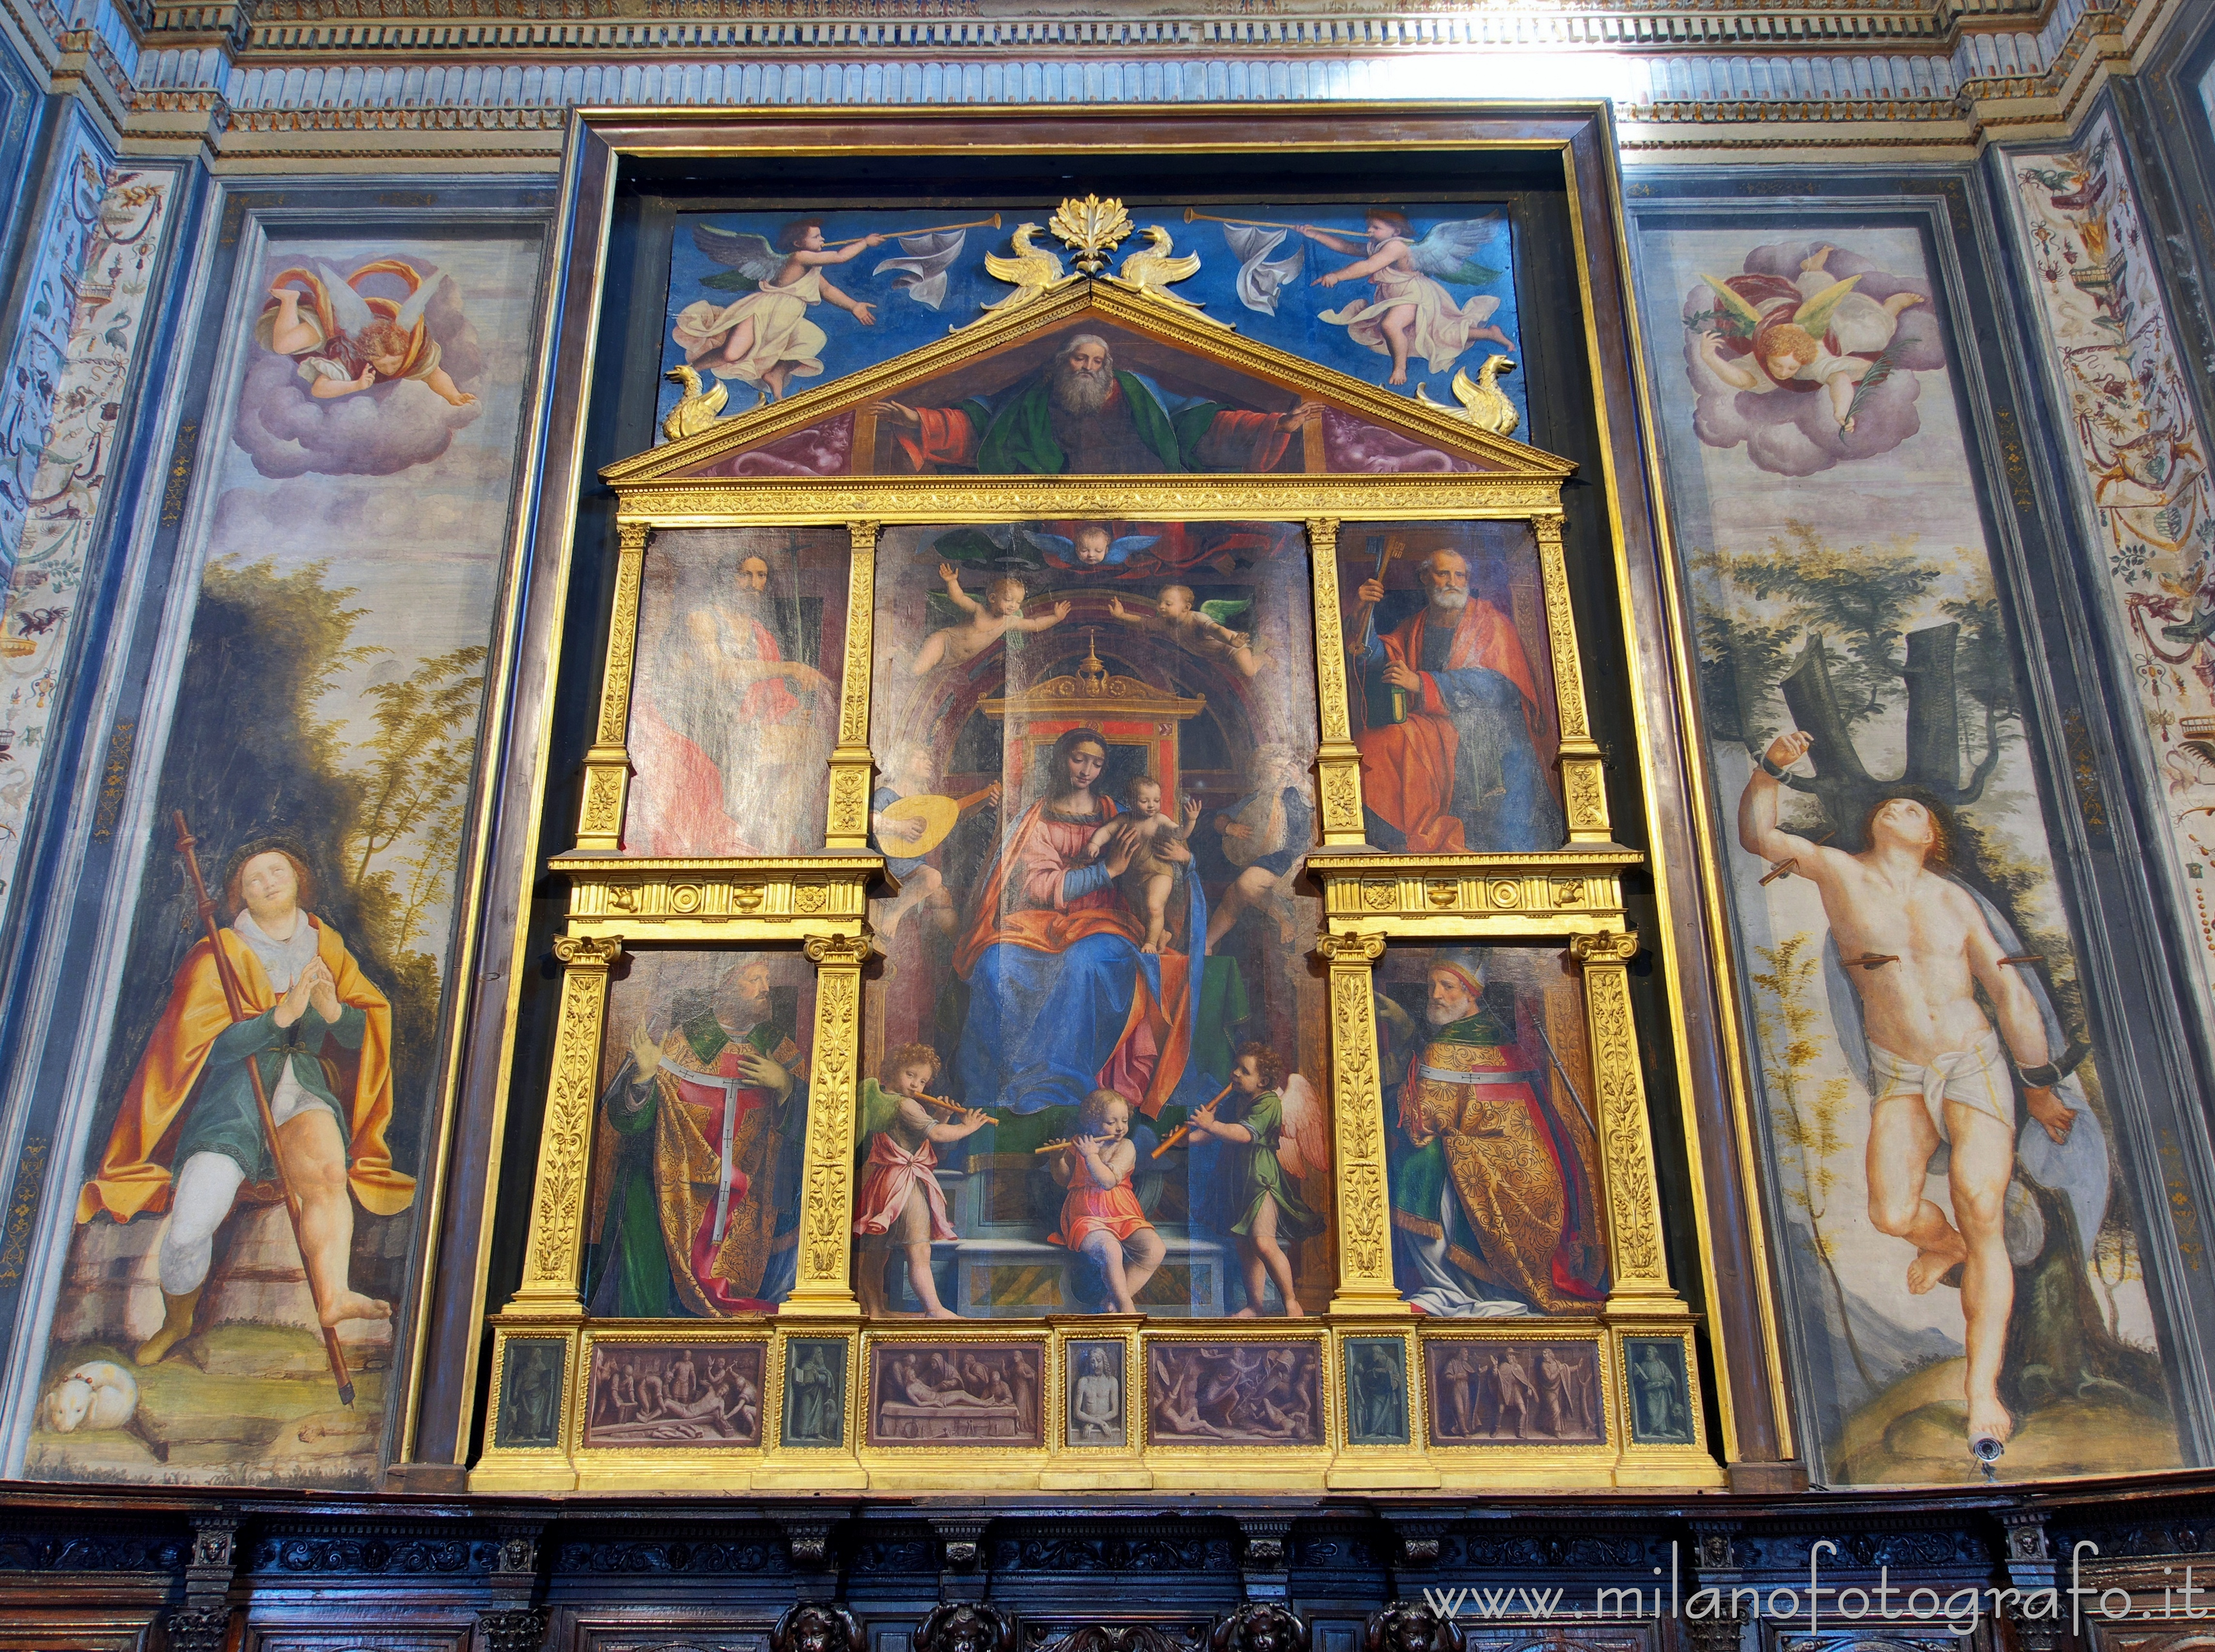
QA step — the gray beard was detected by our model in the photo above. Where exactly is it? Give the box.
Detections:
[1052,363,1115,414]
[1426,1002,1466,1027]
[1428,587,1471,613]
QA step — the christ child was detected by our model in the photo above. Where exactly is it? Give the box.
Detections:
[1108,586,1259,679]
[910,565,1071,675]
[851,1043,989,1318]
[1047,1090,1165,1314]
[1179,1043,1324,1317]
[1084,776,1199,954]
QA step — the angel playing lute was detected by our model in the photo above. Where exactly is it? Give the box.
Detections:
[1177,1044,1329,1317]
[1692,243,1924,434]
[671,217,886,401]
[1299,210,1512,386]
[259,257,476,406]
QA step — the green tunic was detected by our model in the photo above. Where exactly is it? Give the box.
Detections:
[964,371,1220,475]
[174,1003,365,1181]
[1227,1088,1325,1241]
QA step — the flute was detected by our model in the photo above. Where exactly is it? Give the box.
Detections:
[1150,1082,1236,1158]
[916,1094,983,1118]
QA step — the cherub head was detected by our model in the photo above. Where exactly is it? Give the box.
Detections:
[882,1042,939,1100]
[1230,1041,1286,1097]
[1156,585,1195,619]
[357,317,412,377]
[1076,1088,1133,1143]
[771,1603,861,1652]
[1861,793,1951,866]
[1364,1602,1461,1652]
[985,575,1026,618]
[916,1603,1014,1652]
[1215,1604,1310,1652]
[1756,321,1822,381]
[1364,208,1414,245]
[1074,523,1114,565]
[778,217,827,253]
[1124,775,1163,819]
[883,740,934,790]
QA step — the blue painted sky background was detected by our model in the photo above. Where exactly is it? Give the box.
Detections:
[654,203,1522,439]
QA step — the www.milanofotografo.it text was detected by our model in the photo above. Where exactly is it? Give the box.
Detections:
[1422,1543,2191,1633]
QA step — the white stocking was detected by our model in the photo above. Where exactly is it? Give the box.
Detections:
[156,1151,245,1296]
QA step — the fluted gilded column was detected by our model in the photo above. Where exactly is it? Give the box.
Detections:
[1319,931,1406,1315]
[826,522,879,850]
[1307,518,1369,846]
[782,932,871,1317]
[576,522,648,852]
[1570,929,1678,1313]
[506,935,624,1316]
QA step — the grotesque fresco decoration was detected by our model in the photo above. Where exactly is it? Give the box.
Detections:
[657,204,1523,434]
[1375,946,1604,1319]
[585,950,815,1318]
[1642,223,2179,1482]
[26,231,542,1486]
[858,520,1329,1321]
[1337,523,1564,853]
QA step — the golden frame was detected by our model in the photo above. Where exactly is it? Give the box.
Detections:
[470,154,1739,1495]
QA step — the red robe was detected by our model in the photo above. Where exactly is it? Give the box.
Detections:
[1355,597,1545,853]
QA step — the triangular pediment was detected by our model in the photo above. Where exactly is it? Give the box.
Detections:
[602,277,1575,488]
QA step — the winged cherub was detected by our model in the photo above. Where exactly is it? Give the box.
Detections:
[1298,210,1513,386]
[671,217,886,401]
[1108,586,1259,679]
[260,258,476,405]
[1694,243,1925,433]
[1177,1045,1328,1316]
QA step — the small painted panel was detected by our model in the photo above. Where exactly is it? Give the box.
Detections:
[1337,521,1565,853]
[1064,1340,1128,1447]
[780,1338,848,1448]
[866,1340,1045,1446]
[857,522,1328,1321]
[622,526,847,855]
[1342,1336,1411,1446]
[585,950,815,1318]
[1622,1337,1695,1446]
[1377,944,1607,1315]
[1424,1339,1604,1446]
[494,1338,566,1449]
[583,1341,766,1447]
[1146,1340,1323,1446]
[657,204,1523,438]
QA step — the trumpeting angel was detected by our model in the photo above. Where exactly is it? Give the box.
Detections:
[259,257,476,406]
[672,217,886,401]
[1299,211,1512,386]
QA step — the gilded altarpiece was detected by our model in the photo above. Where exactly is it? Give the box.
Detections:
[474,198,1719,1494]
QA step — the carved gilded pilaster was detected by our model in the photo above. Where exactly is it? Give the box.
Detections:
[782,932,871,1318]
[1569,929,1678,1312]
[507,935,623,1316]
[1307,519,1367,846]
[576,523,649,852]
[826,523,878,850]
[1534,514,1612,844]
[1318,931,1406,1315]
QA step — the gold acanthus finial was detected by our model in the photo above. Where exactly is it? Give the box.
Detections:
[1415,354,1521,438]
[1048,194,1134,274]
[1077,628,1108,695]
[661,364,729,441]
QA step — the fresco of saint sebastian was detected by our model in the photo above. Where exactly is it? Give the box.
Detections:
[1738,730,2079,1450]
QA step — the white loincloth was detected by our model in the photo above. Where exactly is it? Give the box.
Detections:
[1868,1029,2014,1143]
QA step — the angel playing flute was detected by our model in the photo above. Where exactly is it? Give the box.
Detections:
[259,258,477,406]
[852,1043,990,1318]
[1298,210,1513,387]
[672,217,888,401]
[1176,1044,1327,1317]
[1692,243,1924,434]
